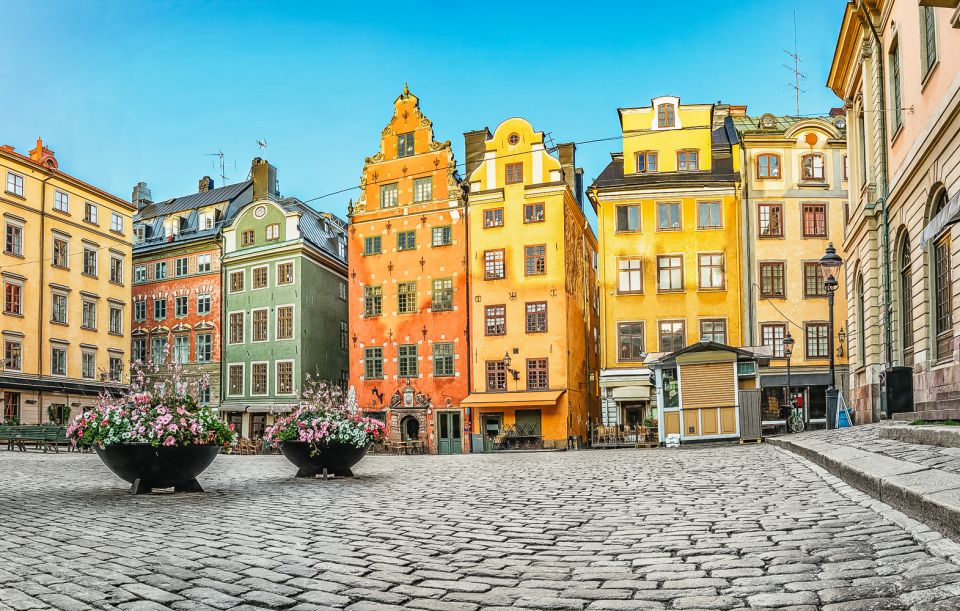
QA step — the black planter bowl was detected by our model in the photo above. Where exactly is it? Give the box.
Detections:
[279,440,369,478]
[94,443,221,495]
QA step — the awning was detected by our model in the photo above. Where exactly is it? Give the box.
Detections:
[921,190,960,247]
[461,390,565,408]
[600,368,652,387]
[611,385,651,401]
[760,372,832,387]
[218,403,297,413]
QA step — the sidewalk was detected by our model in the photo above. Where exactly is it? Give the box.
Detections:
[769,422,960,543]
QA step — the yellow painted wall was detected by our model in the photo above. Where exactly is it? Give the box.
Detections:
[621,103,715,172]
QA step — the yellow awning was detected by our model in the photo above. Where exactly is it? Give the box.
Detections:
[461,390,565,408]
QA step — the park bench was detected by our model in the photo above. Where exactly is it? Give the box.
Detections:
[0,425,67,453]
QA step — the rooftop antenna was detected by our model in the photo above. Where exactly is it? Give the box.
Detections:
[205,150,228,186]
[257,139,267,154]
[543,131,557,153]
[783,10,807,117]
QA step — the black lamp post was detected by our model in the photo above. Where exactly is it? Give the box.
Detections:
[502,352,519,389]
[820,242,843,429]
[783,331,796,424]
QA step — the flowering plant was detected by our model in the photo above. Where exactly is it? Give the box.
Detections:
[264,377,386,449]
[66,353,235,448]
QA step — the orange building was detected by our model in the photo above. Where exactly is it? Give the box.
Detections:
[347,86,469,454]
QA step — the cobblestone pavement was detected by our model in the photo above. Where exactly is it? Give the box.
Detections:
[4,446,960,611]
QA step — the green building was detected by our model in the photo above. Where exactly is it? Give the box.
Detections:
[220,159,349,438]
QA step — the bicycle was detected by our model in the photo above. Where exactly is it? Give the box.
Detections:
[786,400,805,433]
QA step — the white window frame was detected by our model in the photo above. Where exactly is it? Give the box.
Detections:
[275,260,295,285]
[251,265,269,290]
[275,359,296,396]
[196,293,212,316]
[135,265,147,283]
[227,363,245,397]
[81,351,96,380]
[275,304,295,341]
[84,202,98,225]
[50,345,68,376]
[81,300,97,329]
[197,254,212,273]
[4,220,24,256]
[251,307,270,342]
[250,361,269,396]
[53,190,69,213]
[110,255,124,284]
[109,305,123,335]
[6,171,24,197]
[227,310,245,345]
[228,270,245,293]
[195,333,213,363]
[111,212,123,233]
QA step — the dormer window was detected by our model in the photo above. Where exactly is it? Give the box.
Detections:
[199,211,215,230]
[397,132,415,158]
[657,104,676,128]
[134,225,145,244]
[801,153,825,181]
[677,150,699,171]
[635,152,658,174]
[178,216,189,232]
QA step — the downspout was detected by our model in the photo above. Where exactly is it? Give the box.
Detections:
[461,183,472,451]
[36,171,53,423]
[217,231,226,413]
[740,144,754,346]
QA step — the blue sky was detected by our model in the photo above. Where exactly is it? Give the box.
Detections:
[0,1,846,225]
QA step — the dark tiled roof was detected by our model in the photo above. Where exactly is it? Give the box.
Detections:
[590,154,739,190]
[136,181,252,221]
[280,198,347,264]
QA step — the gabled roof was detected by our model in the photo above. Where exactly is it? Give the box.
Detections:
[646,339,771,365]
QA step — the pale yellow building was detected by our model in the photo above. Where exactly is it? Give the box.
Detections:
[1,139,134,425]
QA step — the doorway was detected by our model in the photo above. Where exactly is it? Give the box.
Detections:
[401,415,420,441]
[436,411,462,455]
[481,413,503,452]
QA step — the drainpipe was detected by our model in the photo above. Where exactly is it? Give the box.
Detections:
[217,231,226,413]
[36,171,53,424]
[739,143,755,347]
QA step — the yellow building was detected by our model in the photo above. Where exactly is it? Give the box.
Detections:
[461,118,599,450]
[587,97,745,440]
[0,139,134,425]
[733,113,850,427]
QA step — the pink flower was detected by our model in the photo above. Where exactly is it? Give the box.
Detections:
[163,436,175,446]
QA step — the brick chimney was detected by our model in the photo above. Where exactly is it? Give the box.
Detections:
[198,176,214,193]
[251,157,278,200]
[132,182,153,211]
[28,137,58,169]
[557,142,581,204]
[463,128,491,182]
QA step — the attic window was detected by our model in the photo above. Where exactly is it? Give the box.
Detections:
[178,216,189,232]
[657,104,676,128]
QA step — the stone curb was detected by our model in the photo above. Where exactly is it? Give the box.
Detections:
[880,423,960,448]
[768,435,960,543]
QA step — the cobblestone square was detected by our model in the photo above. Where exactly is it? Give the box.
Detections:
[4,445,960,610]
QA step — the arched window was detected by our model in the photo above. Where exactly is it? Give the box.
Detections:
[900,236,914,366]
[857,274,866,365]
[657,104,676,128]
[757,154,781,179]
[933,190,954,360]
[801,154,825,181]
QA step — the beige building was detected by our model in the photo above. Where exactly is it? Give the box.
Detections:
[1,139,134,425]
[829,0,960,421]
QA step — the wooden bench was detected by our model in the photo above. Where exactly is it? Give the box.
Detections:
[0,425,67,452]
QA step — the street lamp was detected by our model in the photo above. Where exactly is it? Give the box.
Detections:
[502,352,519,388]
[820,242,843,429]
[783,331,796,425]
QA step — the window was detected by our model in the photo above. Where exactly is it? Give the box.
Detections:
[6,172,23,197]
[758,203,783,237]
[82,352,96,379]
[364,347,384,379]
[229,312,244,344]
[433,343,454,376]
[659,321,686,353]
[525,302,547,333]
[4,223,22,256]
[196,334,212,363]
[82,247,97,277]
[277,262,293,285]
[921,6,938,78]
[52,293,68,324]
[802,204,827,237]
[197,254,211,273]
[698,253,725,289]
[397,132,415,158]
[84,202,98,224]
[889,40,903,132]
[52,238,68,268]
[54,190,69,213]
[801,154,825,181]
[277,361,294,394]
[277,306,294,339]
[657,202,681,230]
[677,150,699,171]
[697,202,722,229]
[432,226,452,246]
[197,293,211,315]
[524,202,545,223]
[152,337,167,364]
[363,236,382,255]
[757,154,781,179]
[484,249,505,280]
[229,271,244,292]
[3,340,21,371]
[483,208,504,228]
[635,151,658,173]
[657,103,676,128]
[615,205,640,232]
[413,177,432,203]
[617,322,644,361]
[524,244,546,276]
[173,335,189,363]
[805,323,829,359]
[134,300,146,321]
[398,282,417,313]
[174,295,188,318]
[505,163,523,184]
[132,338,146,363]
[486,360,506,391]
[843,155,849,182]
[527,359,548,390]
[51,346,67,375]
[617,258,643,294]
[398,344,418,377]
[657,255,683,291]
[110,256,123,284]
[174,257,187,277]
[803,262,827,297]
[241,229,255,247]
[485,305,506,336]
[3,282,21,315]
[339,280,347,301]
[82,300,96,329]
[759,262,785,298]
[935,233,953,359]
[251,363,267,395]
[135,265,146,283]
[397,230,416,251]
[364,285,382,317]
[133,225,146,244]
[900,238,914,364]
[252,309,268,341]
[253,266,268,289]
[432,278,453,311]
[700,319,727,344]
[228,364,244,396]
[858,110,868,184]
[109,357,123,382]
[266,223,280,241]
[761,323,787,358]
[150,262,169,282]
[380,183,399,208]
[109,306,123,334]
[199,210,215,230]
